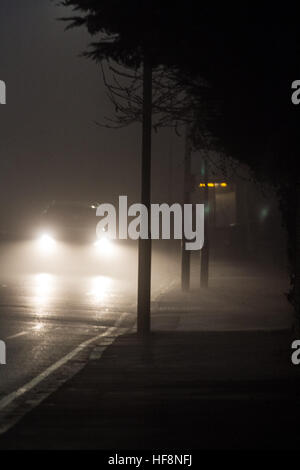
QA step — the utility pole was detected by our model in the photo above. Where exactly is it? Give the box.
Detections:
[181,126,192,291]
[168,127,173,205]
[137,57,152,337]
[200,156,209,287]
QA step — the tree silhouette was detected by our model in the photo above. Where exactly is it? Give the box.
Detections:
[59,1,300,326]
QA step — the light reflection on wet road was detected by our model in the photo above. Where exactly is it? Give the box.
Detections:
[0,272,137,400]
[0,240,177,408]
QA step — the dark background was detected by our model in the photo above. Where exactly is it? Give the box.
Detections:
[0,0,185,231]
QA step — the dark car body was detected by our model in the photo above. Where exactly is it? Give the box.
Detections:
[38,201,100,244]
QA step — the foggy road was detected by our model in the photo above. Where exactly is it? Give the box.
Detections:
[0,237,166,434]
[0,239,177,431]
[0,235,292,440]
[0,272,136,397]
[0,274,141,436]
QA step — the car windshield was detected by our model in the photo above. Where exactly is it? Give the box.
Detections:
[44,204,97,226]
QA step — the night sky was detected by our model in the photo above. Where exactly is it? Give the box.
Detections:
[0,0,184,230]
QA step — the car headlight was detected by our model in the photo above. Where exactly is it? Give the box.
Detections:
[94,236,114,255]
[38,234,56,253]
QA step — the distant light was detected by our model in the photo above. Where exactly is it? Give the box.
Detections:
[199,182,228,188]
[91,205,96,209]
[259,206,269,221]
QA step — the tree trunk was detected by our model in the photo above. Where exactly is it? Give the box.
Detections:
[181,126,191,291]
[200,156,209,288]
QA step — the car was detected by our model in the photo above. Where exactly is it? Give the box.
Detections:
[35,200,114,255]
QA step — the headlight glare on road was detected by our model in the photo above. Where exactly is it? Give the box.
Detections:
[94,236,114,255]
[37,234,56,254]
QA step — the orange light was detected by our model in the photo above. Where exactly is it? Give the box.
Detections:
[199,182,228,188]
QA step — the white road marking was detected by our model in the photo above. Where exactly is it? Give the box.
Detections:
[0,312,129,434]
[6,331,28,340]
[6,323,50,340]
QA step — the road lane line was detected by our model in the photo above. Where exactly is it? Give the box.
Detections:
[0,313,128,433]
[6,331,28,340]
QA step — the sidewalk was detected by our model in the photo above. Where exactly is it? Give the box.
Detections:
[152,260,293,332]
[1,264,300,450]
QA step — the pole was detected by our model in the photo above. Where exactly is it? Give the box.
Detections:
[181,126,192,291]
[168,127,173,205]
[200,156,209,287]
[137,56,152,337]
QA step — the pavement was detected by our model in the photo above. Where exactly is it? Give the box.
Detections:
[1,260,300,450]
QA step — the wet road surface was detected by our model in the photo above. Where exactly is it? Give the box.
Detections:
[0,240,176,428]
